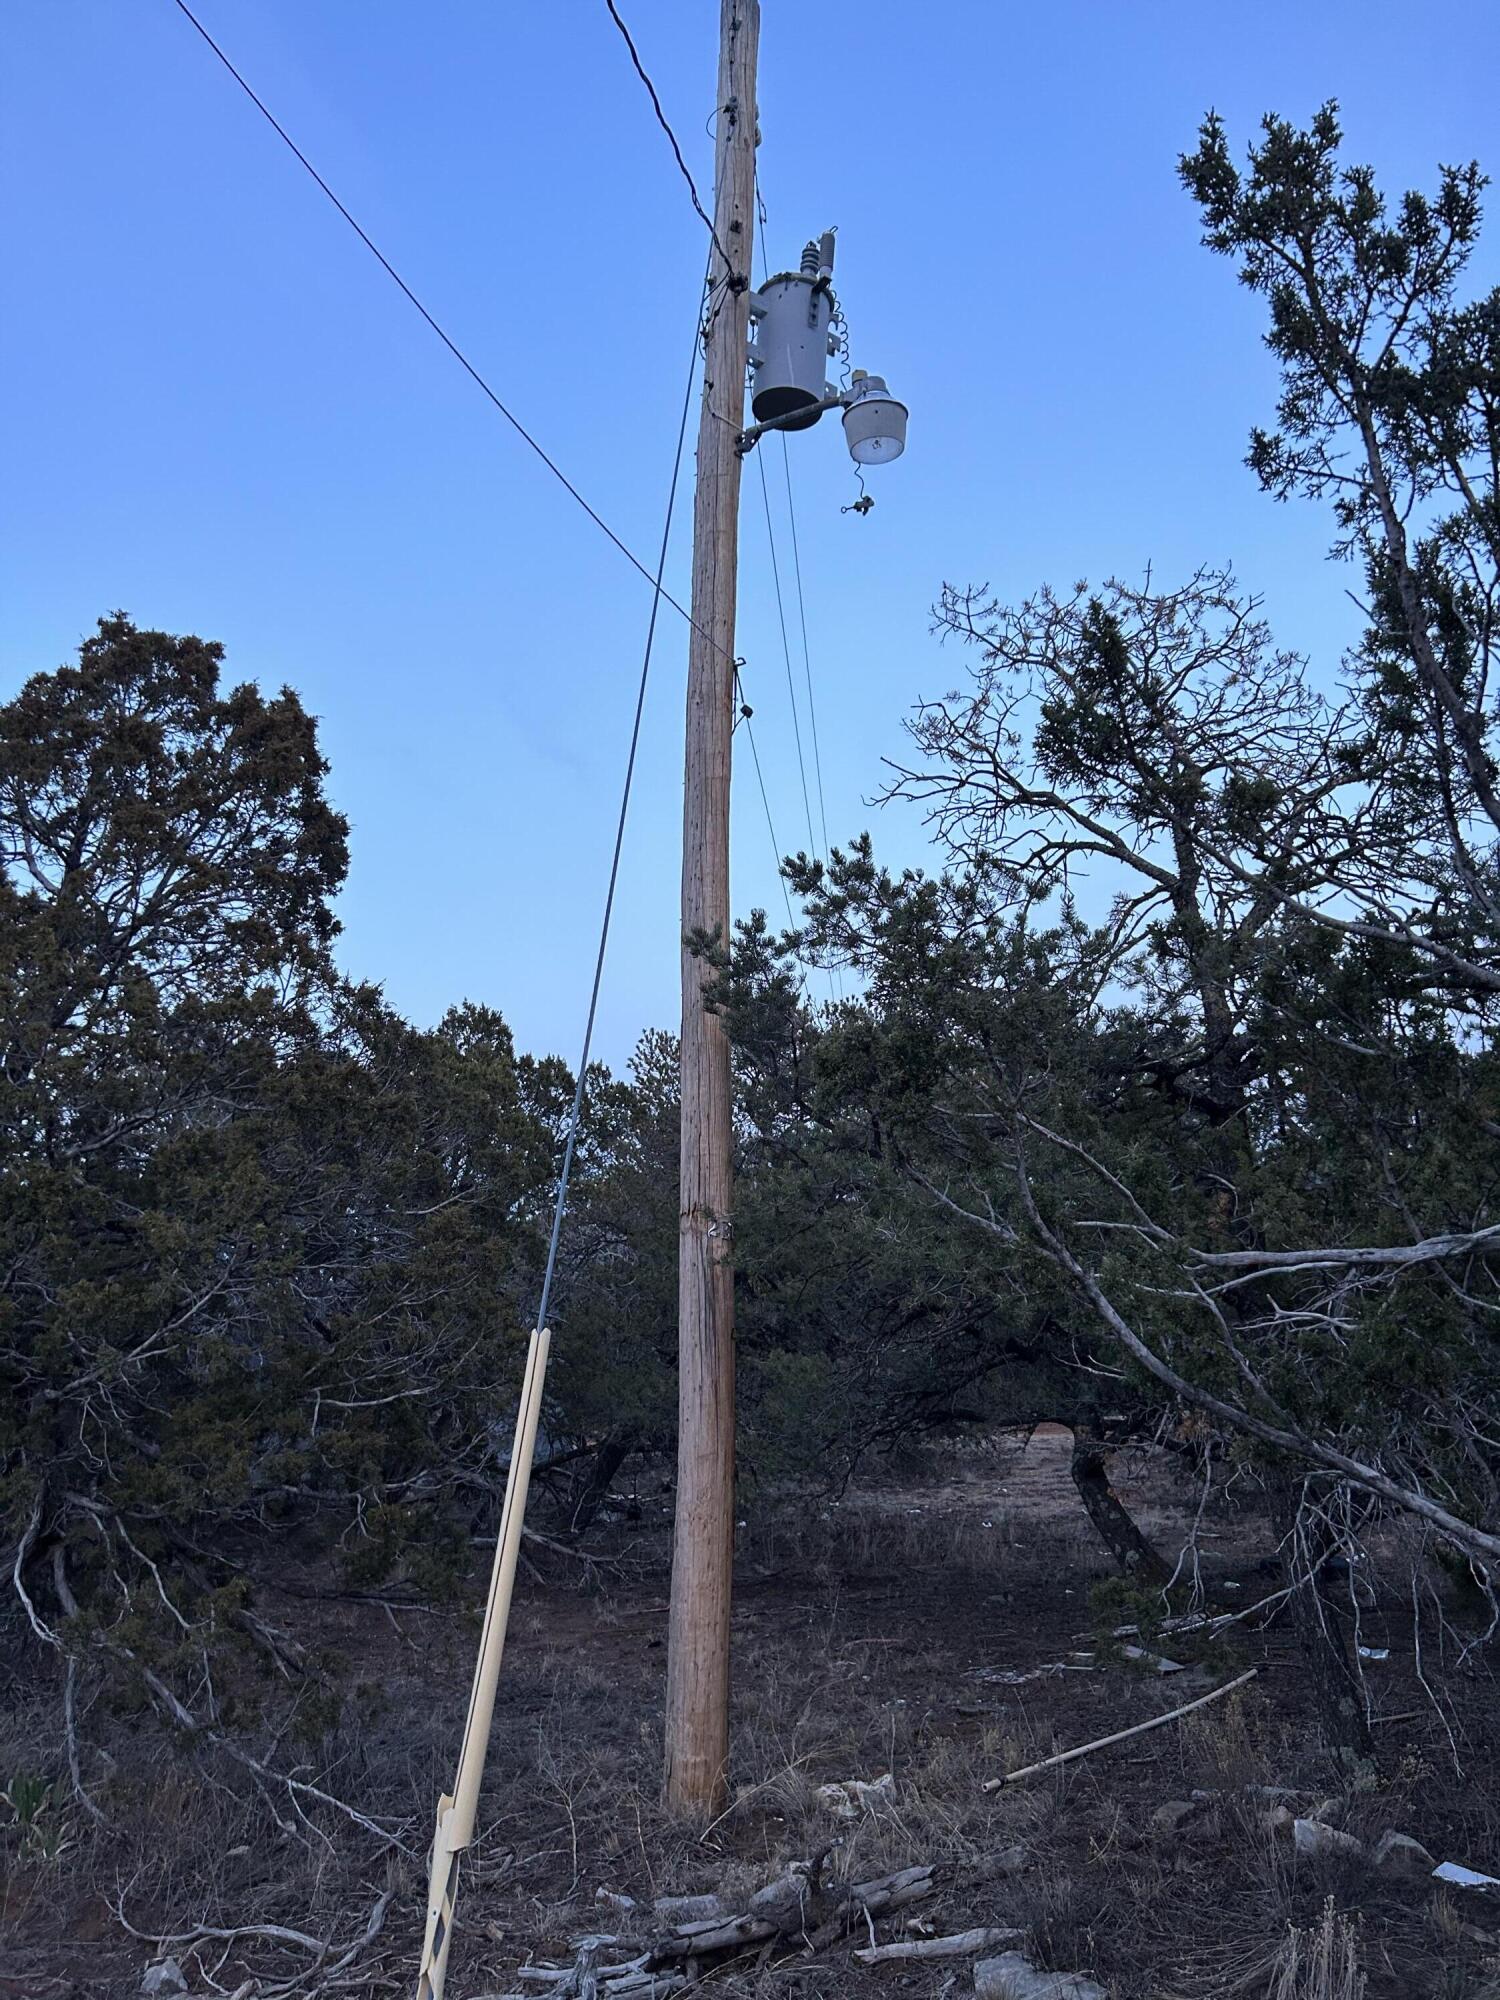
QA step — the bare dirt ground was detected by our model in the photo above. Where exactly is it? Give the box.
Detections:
[5,1429,1499,1998]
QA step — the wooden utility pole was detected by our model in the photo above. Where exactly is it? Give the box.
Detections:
[665,0,759,1817]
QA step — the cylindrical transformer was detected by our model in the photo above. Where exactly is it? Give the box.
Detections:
[749,272,834,431]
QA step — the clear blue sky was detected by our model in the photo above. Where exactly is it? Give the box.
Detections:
[4,2,1497,1070]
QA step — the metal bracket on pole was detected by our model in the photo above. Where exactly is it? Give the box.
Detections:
[734,390,849,456]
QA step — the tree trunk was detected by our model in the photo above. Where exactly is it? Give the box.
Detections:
[1069,1424,1170,1585]
[569,1433,634,1536]
[1273,1483,1376,1782]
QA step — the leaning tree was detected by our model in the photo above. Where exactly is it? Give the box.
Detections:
[721,551,1499,1762]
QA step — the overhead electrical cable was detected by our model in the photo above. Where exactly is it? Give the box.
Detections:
[738,702,800,939]
[592,9,808,981]
[754,187,842,996]
[168,0,717,644]
[779,445,842,1000]
[755,449,820,862]
[532,308,700,1339]
[601,0,740,283]
[173,0,814,1013]
[754,193,835,871]
[779,448,832,866]
[416,281,704,2000]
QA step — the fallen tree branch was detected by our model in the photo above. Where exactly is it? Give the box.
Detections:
[1159,1586,1292,1634]
[647,1907,784,1959]
[648,1861,939,1967]
[111,1903,328,1955]
[522,1526,617,1566]
[984,1669,1259,1789]
[1007,1162,1500,1570]
[110,1885,391,1996]
[803,1865,939,1952]
[218,1742,415,1855]
[853,1926,1021,1965]
[510,1863,951,1999]
[277,1886,391,1993]
[515,1946,686,1998]
[1103,1585,1293,1642]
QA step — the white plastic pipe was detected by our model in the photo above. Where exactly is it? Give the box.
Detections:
[415,1325,551,2000]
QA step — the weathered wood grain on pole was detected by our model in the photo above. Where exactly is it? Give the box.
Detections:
[665,0,760,1817]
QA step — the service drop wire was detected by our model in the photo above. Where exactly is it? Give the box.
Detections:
[754,185,841,999]
[169,0,732,664]
[533,284,704,1337]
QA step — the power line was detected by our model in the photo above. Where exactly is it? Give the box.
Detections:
[169,0,707,636]
[778,436,842,1001]
[779,443,832,864]
[423,290,702,2000]
[753,186,841,998]
[173,0,815,999]
[755,448,819,861]
[602,0,741,286]
[737,699,799,939]
[752,192,834,869]
[533,288,701,1338]
[748,187,820,864]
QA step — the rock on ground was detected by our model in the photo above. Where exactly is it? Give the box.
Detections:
[1373,1830,1436,1877]
[974,1951,1107,2000]
[140,1964,188,1998]
[1293,1817,1365,1861]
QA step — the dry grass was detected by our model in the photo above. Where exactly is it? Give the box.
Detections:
[5,1437,1499,1998]
[1268,1901,1366,2000]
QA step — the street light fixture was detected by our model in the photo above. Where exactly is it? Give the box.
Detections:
[841,371,908,465]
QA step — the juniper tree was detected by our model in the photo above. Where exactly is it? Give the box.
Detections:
[1180,104,1500,992]
[712,558,1500,1763]
[0,619,558,1819]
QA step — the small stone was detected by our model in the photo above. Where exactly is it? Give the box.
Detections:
[1150,1798,1204,1842]
[974,1953,1107,2000]
[141,1964,188,1999]
[1293,1817,1365,1862]
[1372,1830,1436,1877]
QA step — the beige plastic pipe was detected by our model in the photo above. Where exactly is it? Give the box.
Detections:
[415,1324,551,2000]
